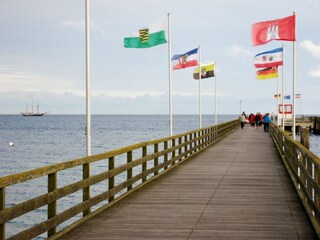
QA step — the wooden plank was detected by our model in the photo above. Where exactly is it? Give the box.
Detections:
[61,127,316,239]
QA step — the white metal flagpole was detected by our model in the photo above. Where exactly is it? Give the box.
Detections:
[277,75,279,126]
[168,13,173,137]
[198,46,202,129]
[282,45,285,130]
[292,12,296,140]
[214,63,217,125]
[84,0,91,216]
[85,0,91,156]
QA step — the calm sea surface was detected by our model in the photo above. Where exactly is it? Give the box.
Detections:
[1,114,238,177]
[1,114,319,239]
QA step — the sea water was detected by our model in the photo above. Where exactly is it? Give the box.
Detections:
[0,114,239,177]
[0,114,239,238]
[1,114,319,239]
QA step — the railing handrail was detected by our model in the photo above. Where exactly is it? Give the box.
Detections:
[0,119,240,240]
[269,122,320,237]
[0,120,234,189]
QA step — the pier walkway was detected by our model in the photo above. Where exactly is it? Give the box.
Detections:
[62,126,316,239]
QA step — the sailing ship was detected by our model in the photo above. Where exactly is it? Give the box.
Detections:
[21,98,48,116]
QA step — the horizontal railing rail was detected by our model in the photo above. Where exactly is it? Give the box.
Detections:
[0,119,239,240]
[269,123,320,237]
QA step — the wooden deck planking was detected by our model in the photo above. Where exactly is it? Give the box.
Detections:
[61,126,316,239]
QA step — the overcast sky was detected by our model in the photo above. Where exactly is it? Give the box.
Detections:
[0,0,319,115]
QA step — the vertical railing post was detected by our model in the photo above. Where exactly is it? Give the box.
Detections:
[178,137,182,161]
[48,172,57,237]
[189,133,192,155]
[211,127,214,143]
[215,125,218,140]
[316,166,320,216]
[164,141,168,170]
[312,162,315,216]
[83,161,90,216]
[154,144,159,176]
[127,151,133,191]
[297,149,301,190]
[184,135,188,158]
[0,187,5,240]
[203,129,205,146]
[307,157,313,199]
[193,132,197,153]
[172,139,176,166]
[207,129,208,144]
[108,157,115,202]
[142,146,147,182]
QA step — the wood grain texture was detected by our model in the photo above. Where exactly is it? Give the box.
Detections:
[61,127,316,239]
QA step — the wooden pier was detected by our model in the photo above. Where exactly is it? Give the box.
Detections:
[61,126,316,239]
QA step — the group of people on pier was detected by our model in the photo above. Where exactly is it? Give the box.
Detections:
[240,112,272,132]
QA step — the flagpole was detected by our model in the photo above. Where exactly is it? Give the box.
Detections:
[214,63,217,125]
[84,0,91,216]
[85,0,91,156]
[282,45,285,130]
[168,13,173,137]
[198,46,202,129]
[292,12,296,140]
[276,75,279,126]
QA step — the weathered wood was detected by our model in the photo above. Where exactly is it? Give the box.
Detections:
[127,152,132,191]
[300,126,310,149]
[82,162,90,216]
[0,188,4,240]
[61,126,317,240]
[314,117,320,135]
[154,144,158,176]
[164,141,168,170]
[48,172,57,237]
[142,146,147,182]
[270,123,320,236]
[0,119,240,239]
[108,157,115,202]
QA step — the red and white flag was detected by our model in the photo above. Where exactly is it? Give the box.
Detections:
[251,15,296,46]
[171,48,199,70]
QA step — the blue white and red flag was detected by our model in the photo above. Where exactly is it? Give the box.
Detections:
[171,48,199,70]
[254,47,283,68]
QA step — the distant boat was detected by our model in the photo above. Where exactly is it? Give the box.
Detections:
[21,98,48,117]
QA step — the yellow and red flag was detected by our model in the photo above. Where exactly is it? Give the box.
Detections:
[256,67,278,80]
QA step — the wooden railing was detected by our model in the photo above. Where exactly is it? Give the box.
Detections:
[269,123,320,237]
[0,119,239,240]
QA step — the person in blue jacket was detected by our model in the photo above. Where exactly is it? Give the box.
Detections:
[263,113,271,132]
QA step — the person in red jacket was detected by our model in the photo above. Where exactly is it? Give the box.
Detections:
[248,113,255,128]
[255,112,263,129]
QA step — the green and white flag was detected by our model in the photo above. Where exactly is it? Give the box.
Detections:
[124,19,167,48]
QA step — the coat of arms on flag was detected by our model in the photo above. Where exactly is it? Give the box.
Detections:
[251,15,296,46]
[139,29,149,42]
[171,48,199,70]
[179,54,188,65]
[124,18,167,48]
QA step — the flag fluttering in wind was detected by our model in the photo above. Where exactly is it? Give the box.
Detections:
[284,95,291,100]
[251,15,296,46]
[256,67,278,80]
[124,19,167,48]
[193,64,215,80]
[254,47,283,68]
[295,94,301,98]
[172,48,199,70]
[274,94,281,99]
